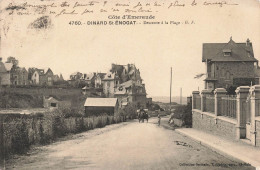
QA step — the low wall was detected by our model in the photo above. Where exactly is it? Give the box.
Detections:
[0,115,126,160]
[256,119,260,147]
[192,109,237,140]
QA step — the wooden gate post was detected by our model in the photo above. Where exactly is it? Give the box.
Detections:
[249,85,260,146]
[235,86,250,140]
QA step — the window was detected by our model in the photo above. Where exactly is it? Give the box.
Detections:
[223,49,231,56]
[51,103,57,107]
[224,52,231,56]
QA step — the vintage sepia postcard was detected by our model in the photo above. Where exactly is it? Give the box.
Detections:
[0,0,260,169]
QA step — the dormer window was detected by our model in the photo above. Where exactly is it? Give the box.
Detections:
[223,49,231,56]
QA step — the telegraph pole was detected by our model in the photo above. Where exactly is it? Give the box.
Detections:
[170,67,172,112]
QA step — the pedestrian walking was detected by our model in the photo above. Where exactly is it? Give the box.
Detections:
[158,113,161,126]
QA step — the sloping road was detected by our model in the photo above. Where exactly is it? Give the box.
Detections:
[4,117,254,170]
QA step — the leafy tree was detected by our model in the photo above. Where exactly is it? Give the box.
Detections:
[6,56,19,67]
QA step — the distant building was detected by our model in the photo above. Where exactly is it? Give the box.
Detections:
[43,68,54,86]
[114,80,147,109]
[103,72,120,97]
[31,68,54,86]
[203,37,258,90]
[70,72,82,80]
[0,58,12,85]
[43,96,71,109]
[43,96,59,108]
[80,73,96,87]
[69,72,83,87]
[103,63,144,98]
[10,67,28,85]
[28,67,37,84]
[53,74,60,82]
[84,98,119,116]
[94,73,106,88]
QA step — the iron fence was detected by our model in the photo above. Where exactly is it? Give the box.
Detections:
[193,95,201,110]
[205,95,215,113]
[220,95,237,119]
[256,98,260,117]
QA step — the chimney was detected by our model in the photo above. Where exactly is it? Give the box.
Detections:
[246,38,250,46]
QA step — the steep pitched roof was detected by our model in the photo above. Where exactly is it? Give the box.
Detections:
[44,68,53,75]
[202,39,256,62]
[103,72,115,80]
[110,64,124,75]
[84,98,118,107]
[37,69,45,76]
[85,73,95,81]
[96,73,106,79]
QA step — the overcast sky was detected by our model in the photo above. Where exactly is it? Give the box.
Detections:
[0,0,259,97]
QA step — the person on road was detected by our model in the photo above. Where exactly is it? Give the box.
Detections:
[158,113,161,126]
[168,112,175,125]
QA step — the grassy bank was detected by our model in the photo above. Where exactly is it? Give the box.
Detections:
[0,114,127,161]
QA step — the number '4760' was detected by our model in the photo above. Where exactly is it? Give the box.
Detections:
[69,21,82,25]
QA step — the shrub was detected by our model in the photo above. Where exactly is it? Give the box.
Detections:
[172,103,192,127]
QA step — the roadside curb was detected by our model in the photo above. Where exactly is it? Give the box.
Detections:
[175,129,260,168]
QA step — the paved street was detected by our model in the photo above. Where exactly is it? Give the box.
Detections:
[4,117,254,170]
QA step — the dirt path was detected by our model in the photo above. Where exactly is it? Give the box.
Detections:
[4,117,254,170]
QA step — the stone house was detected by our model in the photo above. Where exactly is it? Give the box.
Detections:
[70,72,82,80]
[94,73,106,88]
[54,74,64,82]
[43,68,54,86]
[80,73,96,87]
[0,58,12,85]
[203,37,258,90]
[84,98,119,116]
[103,63,144,97]
[28,67,37,84]
[31,68,54,86]
[10,67,28,85]
[31,69,44,85]
[103,72,121,97]
[114,80,147,109]
[69,72,82,87]
[53,74,60,82]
